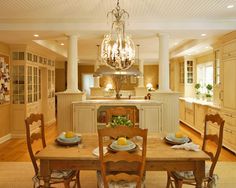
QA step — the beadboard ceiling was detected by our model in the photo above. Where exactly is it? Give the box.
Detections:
[0,0,236,64]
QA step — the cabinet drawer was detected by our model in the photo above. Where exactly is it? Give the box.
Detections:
[207,108,220,115]
[223,127,236,146]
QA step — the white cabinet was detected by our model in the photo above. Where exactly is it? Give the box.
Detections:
[194,103,208,133]
[139,104,163,132]
[10,48,56,137]
[179,99,185,121]
[72,101,163,133]
[73,105,97,133]
[221,112,236,153]
[222,58,236,110]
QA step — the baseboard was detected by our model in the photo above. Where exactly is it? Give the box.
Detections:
[0,134,12,144]
[45,118,56,127]
[11,133,25,138]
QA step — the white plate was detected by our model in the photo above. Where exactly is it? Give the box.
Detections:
[166,133,190,144]
[110,140,136,151]
[57,132,81,143]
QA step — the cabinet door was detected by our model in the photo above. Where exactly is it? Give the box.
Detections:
[139,105,162,132]
[179,99,185,121]
[222,59,236,110]
[73,105,96,133]
[194,104,207,133]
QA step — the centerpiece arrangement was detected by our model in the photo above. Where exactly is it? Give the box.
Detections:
[109,115,133,128]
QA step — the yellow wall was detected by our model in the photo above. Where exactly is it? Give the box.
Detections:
[55,69,66,92]
[0,42,10,138]
[144,65,159,89]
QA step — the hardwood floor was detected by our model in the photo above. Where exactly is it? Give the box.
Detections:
[0,122,236,162]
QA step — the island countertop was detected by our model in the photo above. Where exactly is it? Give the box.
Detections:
[72,99,163,105]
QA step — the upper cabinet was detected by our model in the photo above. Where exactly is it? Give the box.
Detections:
[186,60,194,84]
[184,58,195,97]
[220,38,236,111]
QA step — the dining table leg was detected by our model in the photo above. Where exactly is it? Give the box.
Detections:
[193,161,205,188]
[40,160,51,188]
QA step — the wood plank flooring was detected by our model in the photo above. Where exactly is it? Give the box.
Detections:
[0,122,236,162]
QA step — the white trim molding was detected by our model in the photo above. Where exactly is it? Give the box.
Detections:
[0,134,11,144]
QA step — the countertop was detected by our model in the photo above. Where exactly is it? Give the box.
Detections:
[179,97,221,109]
[72,99,162,105]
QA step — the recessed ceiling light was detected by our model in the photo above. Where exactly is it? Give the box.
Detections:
[60,43,64,46]
[33,34,39,37]
[201,33,206,37]
[174,42,178,46]
[227,5,234,9]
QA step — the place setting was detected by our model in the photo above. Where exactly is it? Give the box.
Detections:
[93,137,139,157]
[55,131,82,146]
[164,131,200,151]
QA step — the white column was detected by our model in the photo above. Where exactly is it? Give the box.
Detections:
[66,34,80,93]
[138,60,144,87]
[94,60,100,88]
[158,33,171,91]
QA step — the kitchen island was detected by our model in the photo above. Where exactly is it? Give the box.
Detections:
[72,99,163,133]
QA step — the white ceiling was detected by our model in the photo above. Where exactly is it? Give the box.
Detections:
[0,0,236,64]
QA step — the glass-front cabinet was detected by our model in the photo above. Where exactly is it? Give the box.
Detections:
[12,65,25,104]
[10,47,55,136]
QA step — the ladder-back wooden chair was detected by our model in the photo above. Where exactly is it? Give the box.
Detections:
[25,113,78,188]
[166,113,225,188]
[97,126,148,188]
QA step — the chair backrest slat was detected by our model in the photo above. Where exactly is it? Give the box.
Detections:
[25,113,46,175]
[98,126,147,188]
[203,113,224,177]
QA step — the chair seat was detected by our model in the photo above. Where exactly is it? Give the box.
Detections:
[97,171,144,188]
[33,169,76,186]
[172,164,210,180]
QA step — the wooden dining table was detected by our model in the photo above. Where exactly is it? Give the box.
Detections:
[35,133,209,188]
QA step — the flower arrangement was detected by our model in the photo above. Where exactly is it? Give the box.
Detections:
[109,116,133,128]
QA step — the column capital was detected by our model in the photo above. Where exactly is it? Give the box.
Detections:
[65,33,80,38]
[157,33,169,38]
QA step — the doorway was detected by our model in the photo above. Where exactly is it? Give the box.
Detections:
[82,74,94,96]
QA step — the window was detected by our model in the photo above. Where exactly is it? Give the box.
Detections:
[197,62,213,93]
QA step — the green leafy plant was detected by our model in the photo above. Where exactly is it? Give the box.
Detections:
[110,116,133,128]
[194,83,201,90]
[195,83,201,98]
[206,84,213,91]
[205,84,213,99]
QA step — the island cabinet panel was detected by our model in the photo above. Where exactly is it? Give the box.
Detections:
[139,104,163,132]
[72,100,163,133]
[73,105,97,133]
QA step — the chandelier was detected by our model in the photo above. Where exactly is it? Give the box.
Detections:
[101,0,135,71]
